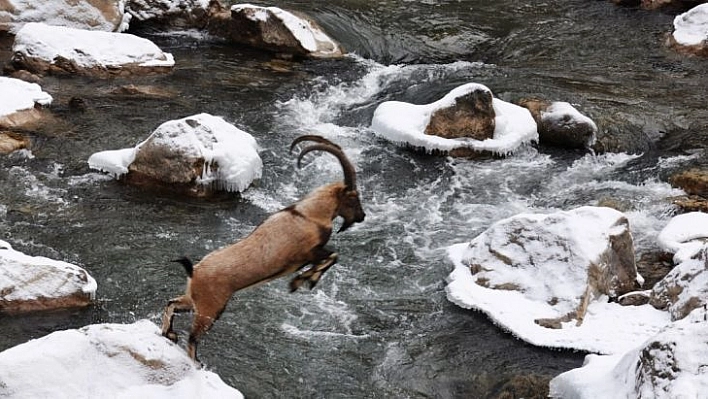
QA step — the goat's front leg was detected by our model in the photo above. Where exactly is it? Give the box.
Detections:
[290,248,338,292]
[161,295,193,342]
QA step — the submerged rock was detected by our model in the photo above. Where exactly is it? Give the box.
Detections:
[0,76,52,129]
[0,320,244,398]
[207,3,344,59]
[0,0,130,33]
[667,4,708,57]
[9,22,175,77]
[517,98,597,149]
[88,113,262,197]
[0,240,96,313]
[0,131,30,154]
[371,83,538,157]
[126,0,211,29]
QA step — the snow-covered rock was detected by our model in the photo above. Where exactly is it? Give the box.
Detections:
[207,3,344,58]
[126,0,210,29]
[371,83,538,157]
[446,206,671,354]
[0,240,96,313]
[0,319,243,398]
[0,76,52,128]
[549,308,708,399]
[650,212,708,320]
[88,113,262,195]
[518,99,597,149]
[668,4,708,57]
[0,0,130,33]
[9,22,174,77]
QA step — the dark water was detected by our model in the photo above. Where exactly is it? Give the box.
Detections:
[1,1,707,398]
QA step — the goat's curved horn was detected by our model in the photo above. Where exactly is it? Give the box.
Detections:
[297,144,356,190]
[289,135,342,154]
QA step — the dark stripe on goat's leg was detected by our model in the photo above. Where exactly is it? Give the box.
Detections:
[161,296,193,342]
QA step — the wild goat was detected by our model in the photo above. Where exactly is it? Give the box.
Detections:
[161,135,365,361]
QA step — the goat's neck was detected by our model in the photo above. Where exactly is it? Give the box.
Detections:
[294,183,343,225]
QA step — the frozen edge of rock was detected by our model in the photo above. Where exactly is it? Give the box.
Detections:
[0,319,244,398]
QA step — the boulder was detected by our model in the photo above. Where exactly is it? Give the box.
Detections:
[125,0,210,30]
[371,83,538,157]
[0,76,52,129]
[650,212,708,320]
[207,3,344,59]
[0,239,96,313]
[9,22,174,77]
[0,320,244,398]
[424,87,495,141]
[0,0,129,33]
[446,206,669,354]
[88,113,262,196]
[517,99,597,149]
[667,4,708,57]
[550,309,708,399]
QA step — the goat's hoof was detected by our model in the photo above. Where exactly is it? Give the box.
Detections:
[164,331,179,342]
[289,277,304,292]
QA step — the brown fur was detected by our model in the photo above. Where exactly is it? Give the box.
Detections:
[161,137,364,362]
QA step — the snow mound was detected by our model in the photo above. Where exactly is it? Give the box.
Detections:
[672,4,708,46]
[13,22,174,68]
[0,76,53,118]
[550,309,708,399]
[370,83,538,155]
[657,211,708,262]
[0,320,243,398]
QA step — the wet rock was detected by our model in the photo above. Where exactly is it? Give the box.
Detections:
[9,22,174,78]
[669,167,708,197]
[610,0,704,10]
[490,374,551,399]
[517,98,597,149]
[667,4,708,57]
[0,131,30,154]
[125,0,210,30]
[207,3,344,59]
[671,195,708,213]
[424,87,495,141]
[0,240,97,313]
[0,0,129,32]
[0,76,52,129]
[88,113,262,197]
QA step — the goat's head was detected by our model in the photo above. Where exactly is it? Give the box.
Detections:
[291,135,365,232]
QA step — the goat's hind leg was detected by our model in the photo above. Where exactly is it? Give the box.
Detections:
[161,295,193,342]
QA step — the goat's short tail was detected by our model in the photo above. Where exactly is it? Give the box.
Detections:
[172,256,194,278]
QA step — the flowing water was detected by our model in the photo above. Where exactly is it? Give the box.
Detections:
[1,1,707,398]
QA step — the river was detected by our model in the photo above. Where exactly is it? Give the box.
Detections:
[1,1,706,397]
